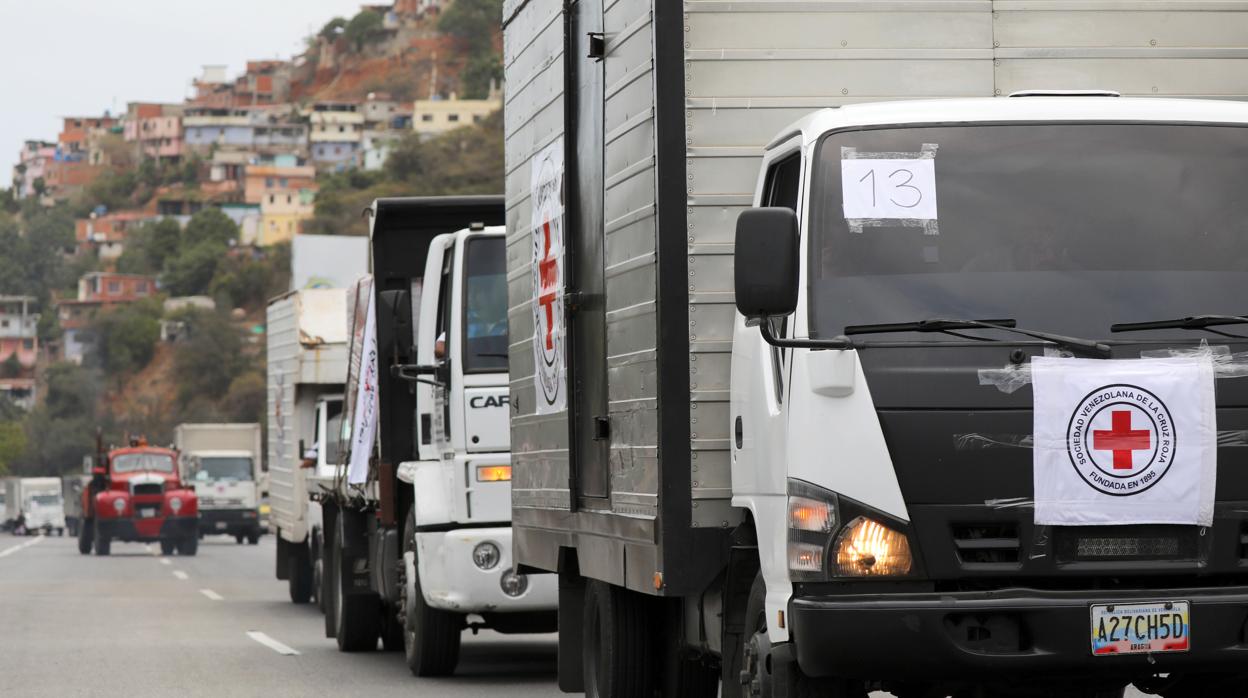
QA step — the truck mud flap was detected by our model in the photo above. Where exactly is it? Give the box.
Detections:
[339,509,372,596]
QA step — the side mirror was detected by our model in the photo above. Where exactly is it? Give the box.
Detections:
[734,207,800,321]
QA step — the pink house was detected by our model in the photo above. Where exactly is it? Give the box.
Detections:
[124,103,184,162]
[0,296,39,369]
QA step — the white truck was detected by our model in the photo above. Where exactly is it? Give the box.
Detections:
[176,423,264,543]
[268,288,348,605]
[503,3,1248,697]
[6,477,65,536]
[317,196,556,674]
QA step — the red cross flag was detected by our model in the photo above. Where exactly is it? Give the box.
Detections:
[529,140,566,415]
[1032,356,1216,526]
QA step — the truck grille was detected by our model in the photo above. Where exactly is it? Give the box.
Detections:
[952,523,1021,566]
[1054,526,1196,562]
[132,483,163,496]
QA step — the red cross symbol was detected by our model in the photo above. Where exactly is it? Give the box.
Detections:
[1093,410,1151,470]
[537,218,558,351]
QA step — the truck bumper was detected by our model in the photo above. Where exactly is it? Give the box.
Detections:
[198,508,261,536]
[789,585,1248,681]
[415,527,558,614]
[97,516,199,542]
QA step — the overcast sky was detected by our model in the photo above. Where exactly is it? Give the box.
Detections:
[0,0,367,179]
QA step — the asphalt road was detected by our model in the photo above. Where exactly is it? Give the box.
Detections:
[0,533,560,698]
[0,533,1151,698]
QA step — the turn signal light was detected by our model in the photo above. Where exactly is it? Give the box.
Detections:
[788,496,834,533]
[834,517,913,577]
[476,465,512,482]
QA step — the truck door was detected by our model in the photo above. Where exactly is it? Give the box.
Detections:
[415,235,456,453]
[566,0,608,501]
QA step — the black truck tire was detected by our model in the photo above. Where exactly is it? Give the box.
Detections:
[288,543,313,605]
[582,580,657,698]
[333,518,380,652]
[401,509,462,676]
[160,539,176,556]
[77,518,93,555]
[94,531,111,557]
[179,535,198,557]
[323,527,337,638]
[312,534,324,612]
[247,531,260,545]
[235,534,245,544]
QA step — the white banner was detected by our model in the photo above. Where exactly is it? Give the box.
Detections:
[530,140,566,414]
[1032,356,1217,526]
[346,290,378,485]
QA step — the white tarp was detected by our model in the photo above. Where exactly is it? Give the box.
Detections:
[530,140,566,414]
[1032,356,1217,527]
[346,287,378,485]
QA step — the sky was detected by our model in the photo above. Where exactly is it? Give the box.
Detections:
[0,0,368,179]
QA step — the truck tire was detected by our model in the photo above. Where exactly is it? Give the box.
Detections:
[247,532,260,545]
[160,540,176,556]
[288,544,313,605]
[333,517,380,652]
[401,509,462,676]
[77,519,94,555]
[323,528,337,638]
[179,535,198,557]
[235,534,245,544]
[312,535,324,612]
[582,580,657,698]
[94,533,111,556]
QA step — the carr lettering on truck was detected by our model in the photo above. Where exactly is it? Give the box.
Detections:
[469,394,509,409]
[502,0,1248,695]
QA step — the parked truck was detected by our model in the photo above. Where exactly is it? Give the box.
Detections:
[78,437,200,556]
[268,288,348,604]
[503,3,1248,697]
[62,474,89,537]
[176,423,264,543]
[315,196,557,674]
[5,477,65,536]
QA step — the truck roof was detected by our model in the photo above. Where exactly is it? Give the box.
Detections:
[770,96,1248,150]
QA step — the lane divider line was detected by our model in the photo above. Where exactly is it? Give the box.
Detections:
[199,589,224,601]
[246,631,299,656]
[173,570,189,581]
[0,535,44,559]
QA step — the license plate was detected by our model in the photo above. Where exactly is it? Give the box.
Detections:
[138,508,156,518]
[1091,601,1190,655]
[215,521,227,530]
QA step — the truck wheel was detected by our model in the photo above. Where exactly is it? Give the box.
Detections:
[323,529,337,638]
[160,540,176,556]
[57,528,64,537]
[332,517,380,652]
[77,519,94,555]
[288,543,313,605]
[381,609,405,652]
[400,509,462,675]
[583,580,657,698]
[179,535,198,557]
[247,532,260,545]
[235,534,245,544]
[94,533,111,556]
[312,543,324,612]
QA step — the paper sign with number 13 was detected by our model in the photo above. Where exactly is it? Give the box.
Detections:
[840,158,938,221]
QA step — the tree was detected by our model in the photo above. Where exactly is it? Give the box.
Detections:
[438,0,503,54]
[162,239,224,296]
[89,301,161,376]
[20,362,100,474]
[221,370,266,422]
[172,310,246,406]
[344,9,385,51]
[118,218,182,274]
[320,16,348,39]
[182,207,238,247]
[0,354,21,379]
[461,53,502,99]
[0,421,26,476]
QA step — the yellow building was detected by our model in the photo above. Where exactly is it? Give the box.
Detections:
[412,93,501,137]
[259,189,315,246]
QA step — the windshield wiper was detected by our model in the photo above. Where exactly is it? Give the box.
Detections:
[843,318,1112,358]
[1111,314,1248,338]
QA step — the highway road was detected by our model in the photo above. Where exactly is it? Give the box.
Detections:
[0,533,559,697]
[0,533,1152,697]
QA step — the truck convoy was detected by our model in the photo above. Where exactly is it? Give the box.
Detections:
[307,197,556,673]
[4,478,65,536]
[502,3,1248,697]
[268,288,348,604]
[176,423,264,543]
[78,438,200,556]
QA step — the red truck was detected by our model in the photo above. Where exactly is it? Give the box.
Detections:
[77,437,200,556]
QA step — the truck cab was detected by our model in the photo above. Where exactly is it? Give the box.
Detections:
[185,449,261,542]
[78,439,199,556]
[729,96,1248,696]
[11,477,65,536]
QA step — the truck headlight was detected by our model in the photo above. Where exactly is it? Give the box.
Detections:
[472,541,501,570]
[834,517,913,577]
[169,497,183,514]
[500,570,528,597]
[112,497,126,514]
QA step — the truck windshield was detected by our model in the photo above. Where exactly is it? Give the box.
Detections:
[809,123,1248,341]
[462,237,508,373]
[194,457,253,481]
[112,453,175,474]
[30,494,60,506]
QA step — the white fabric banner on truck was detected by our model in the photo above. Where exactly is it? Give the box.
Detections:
[530,140,566,415]
[346,289,378,485]
[1032,356,1217,526]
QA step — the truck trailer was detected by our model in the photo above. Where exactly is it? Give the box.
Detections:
[316,196,557,674]
[502,2,1248,696]
[176,423,264,543]
[268,288,348,604]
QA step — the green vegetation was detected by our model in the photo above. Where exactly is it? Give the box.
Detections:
[89,299,161,376]
[344,9,386,52]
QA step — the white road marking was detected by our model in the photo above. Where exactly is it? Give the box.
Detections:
[0,536,43,559]
[199,588,224,601]
[246,631,299,656]
[159,559,171,566]
[172,570,189,581]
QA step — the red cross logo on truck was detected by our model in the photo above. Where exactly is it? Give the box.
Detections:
[1093,410,1151,470]
[538,218,558,352]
